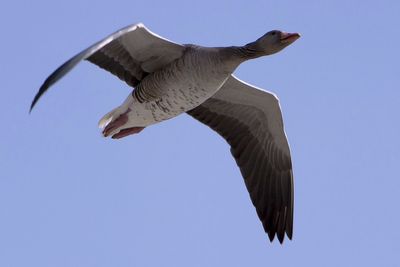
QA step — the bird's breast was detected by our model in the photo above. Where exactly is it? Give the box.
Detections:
[132,49,232,124]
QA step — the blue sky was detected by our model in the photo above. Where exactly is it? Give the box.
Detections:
[1,0,400,266]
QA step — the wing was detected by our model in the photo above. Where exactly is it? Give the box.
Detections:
[30,23,185,111]
[187,75,293,243]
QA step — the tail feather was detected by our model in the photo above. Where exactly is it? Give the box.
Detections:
[98,107,119,129]
[99,94,136,129]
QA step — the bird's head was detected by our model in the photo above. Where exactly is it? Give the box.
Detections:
[245,30,300,57]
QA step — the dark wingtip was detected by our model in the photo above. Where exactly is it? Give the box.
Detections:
[287,233,293,241]
[29,67,59,113]
[286,227,293,241]
[29,85,45,113]
[267,230,276,243]
[29,94,39,113]
[267,231,292,244]
[277,233,284,244]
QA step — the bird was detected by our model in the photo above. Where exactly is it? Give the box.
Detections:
[31,23,300,243]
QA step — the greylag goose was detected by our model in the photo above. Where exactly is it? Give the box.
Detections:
[30,23,300,243]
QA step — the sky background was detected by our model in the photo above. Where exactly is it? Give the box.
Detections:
[1,0,400,266]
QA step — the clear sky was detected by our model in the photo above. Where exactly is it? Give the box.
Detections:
[1,0,399,266]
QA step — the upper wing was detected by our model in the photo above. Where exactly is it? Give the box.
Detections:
[187,75,293,243]
[30,23,185,111]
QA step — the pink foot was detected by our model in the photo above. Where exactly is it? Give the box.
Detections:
[111,127,145,139]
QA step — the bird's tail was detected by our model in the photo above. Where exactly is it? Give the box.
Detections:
[98,93,135,129]
[98,107,120,129]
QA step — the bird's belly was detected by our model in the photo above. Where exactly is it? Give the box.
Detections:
[129,74,229,126]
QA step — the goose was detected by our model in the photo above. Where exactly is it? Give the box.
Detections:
[30,23,300,243]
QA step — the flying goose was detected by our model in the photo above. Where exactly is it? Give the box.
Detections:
[31,23,300,243]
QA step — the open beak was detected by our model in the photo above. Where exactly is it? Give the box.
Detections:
[280,32,301,44]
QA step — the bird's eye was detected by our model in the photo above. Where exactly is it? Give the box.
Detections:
[271,31,276,36]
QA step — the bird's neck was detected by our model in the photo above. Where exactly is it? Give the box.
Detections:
[225,43,265,63]
[215,45,265,72]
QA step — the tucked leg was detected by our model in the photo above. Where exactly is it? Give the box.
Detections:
[111,127,145,139]
[102,109,130,137]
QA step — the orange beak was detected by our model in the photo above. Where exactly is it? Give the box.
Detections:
[280,32,301,44]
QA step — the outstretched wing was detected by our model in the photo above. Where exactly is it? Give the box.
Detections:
[187,75,294,243]
[31,23,185,111]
